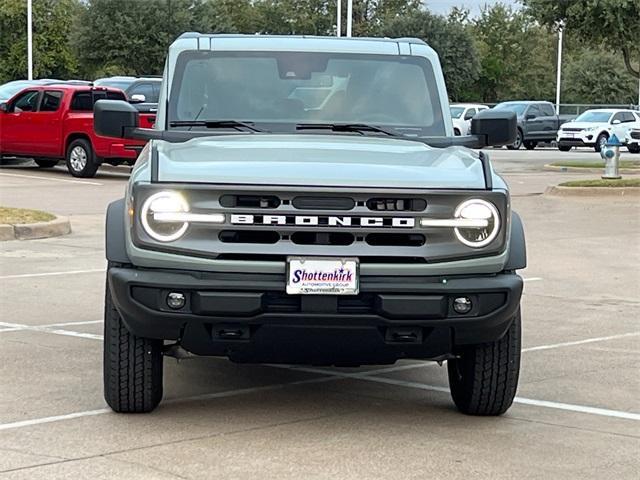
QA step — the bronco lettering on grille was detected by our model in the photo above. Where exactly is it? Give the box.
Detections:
[230,214,415,228]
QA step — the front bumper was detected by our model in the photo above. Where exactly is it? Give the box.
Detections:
[108,267,523,365]
[557,134,594,147]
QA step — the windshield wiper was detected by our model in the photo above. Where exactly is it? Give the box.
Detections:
[296,123,403,137]
[169,120,264,133]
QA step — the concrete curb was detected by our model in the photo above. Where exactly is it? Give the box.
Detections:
[545,185,640,197]
[543,164,640,175]
[0,216,72,241]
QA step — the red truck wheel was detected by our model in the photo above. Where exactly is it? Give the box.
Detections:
[66,138,99,178]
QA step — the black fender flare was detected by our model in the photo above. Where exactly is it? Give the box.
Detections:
[505,211,527,271]
[105,198,131,264]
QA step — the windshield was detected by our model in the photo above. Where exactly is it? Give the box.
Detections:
[169,51,445,135]
[494,103,528,115]
[450,107,464,119]
[93,79,134,91]
[574,111,613,123]
[0,81,34,101]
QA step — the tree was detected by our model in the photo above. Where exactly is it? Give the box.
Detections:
[523,0,640,78]
[470,4,556,102]
[0,0,81,82]
[563,49,638,104]
[380,10,481,101]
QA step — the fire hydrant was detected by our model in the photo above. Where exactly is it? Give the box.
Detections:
[600,134,622,179]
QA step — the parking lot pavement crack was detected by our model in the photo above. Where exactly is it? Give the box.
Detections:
[0,410,360,477]
[523,292,640,306]
[502,415,640,440]
[106,456,192,480]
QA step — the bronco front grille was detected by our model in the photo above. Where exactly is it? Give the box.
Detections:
[132,185,509,263]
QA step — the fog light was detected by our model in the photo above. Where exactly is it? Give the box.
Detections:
[453,296,472,314]
[167,292,186,310]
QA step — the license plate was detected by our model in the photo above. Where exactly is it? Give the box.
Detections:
[286,257,359,295]
[565,133,575,138]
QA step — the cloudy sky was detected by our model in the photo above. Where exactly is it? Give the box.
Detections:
[425,0,521,16]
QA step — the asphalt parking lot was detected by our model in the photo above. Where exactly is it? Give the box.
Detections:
[0,148,638,479]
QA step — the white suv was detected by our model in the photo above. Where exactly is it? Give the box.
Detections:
[450,103,489,136]
[557,109,640,152]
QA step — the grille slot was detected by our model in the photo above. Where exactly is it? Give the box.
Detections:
[291,232,355,246]
[367,198,426,211]
[562,128,583,132]
[220,195,280,209]
[219,230,280,244]
[292,196,355,210]
[366,233,425,247]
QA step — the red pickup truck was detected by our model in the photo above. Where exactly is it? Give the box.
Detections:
[0,84,152,177]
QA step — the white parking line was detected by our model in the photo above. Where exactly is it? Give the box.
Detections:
[0,171,103,186]
[0,321,103,339]
[0,269,105,280]
[0,366,406,432]
[314,373,640,421]
[523,277,543,282]
[523,332,640,352]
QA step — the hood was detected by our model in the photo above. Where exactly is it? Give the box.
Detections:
[560,121,607,130]
[155,134,487,190]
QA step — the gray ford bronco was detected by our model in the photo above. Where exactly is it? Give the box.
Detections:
[95,34,524,415]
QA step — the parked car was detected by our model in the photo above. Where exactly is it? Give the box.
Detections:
[93,76,161,103]
[557,109,640,152]
[0,84,150,177]
[95,33,524,416]
[450,103,489,136]
[625,127,640,154]
[493,101,573,150]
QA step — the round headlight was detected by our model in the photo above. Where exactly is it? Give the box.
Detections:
[454,199,500,248]
[140,191,189,242]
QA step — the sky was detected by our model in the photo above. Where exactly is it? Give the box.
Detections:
[425,0,522,17]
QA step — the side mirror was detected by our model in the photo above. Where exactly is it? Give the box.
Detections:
[525,113,536,120]
[0,102,7,113]
[130,94,146,103]
[94,100,140,138]
[611,119,621,125]
[470,110,517,147]
[464,111,475,120]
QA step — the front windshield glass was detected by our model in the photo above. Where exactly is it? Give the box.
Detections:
[493,103,528,115]
[575,111,613,123]
[94,79,134,91]
[0,82,33,100]
[169,51,445,135]
[450,107,464,119]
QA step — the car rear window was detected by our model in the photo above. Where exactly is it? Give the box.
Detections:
[71,90,126,111]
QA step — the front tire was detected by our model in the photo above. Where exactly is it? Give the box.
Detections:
[104,277,163,413]
[506,129,523,150]
[628,143,640,154]
[66,138,99,178]
[594,133,608,153]
[558,145,572,152]
[447,308,521,416]
[523,140,537,150]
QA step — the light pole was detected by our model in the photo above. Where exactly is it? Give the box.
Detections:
[346,0,353,37]
[555,21,564,115]
[337,0,341,37]
[27,0,33,80]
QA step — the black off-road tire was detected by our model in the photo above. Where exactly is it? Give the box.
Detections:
[66,138,100,178]
[558,145,572,152]
[523,141,537,150]
[104,276,163,413]
[34,158,58,168]
[594,133,608,153]
[447,308,521,416]
[627,143,640,154]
